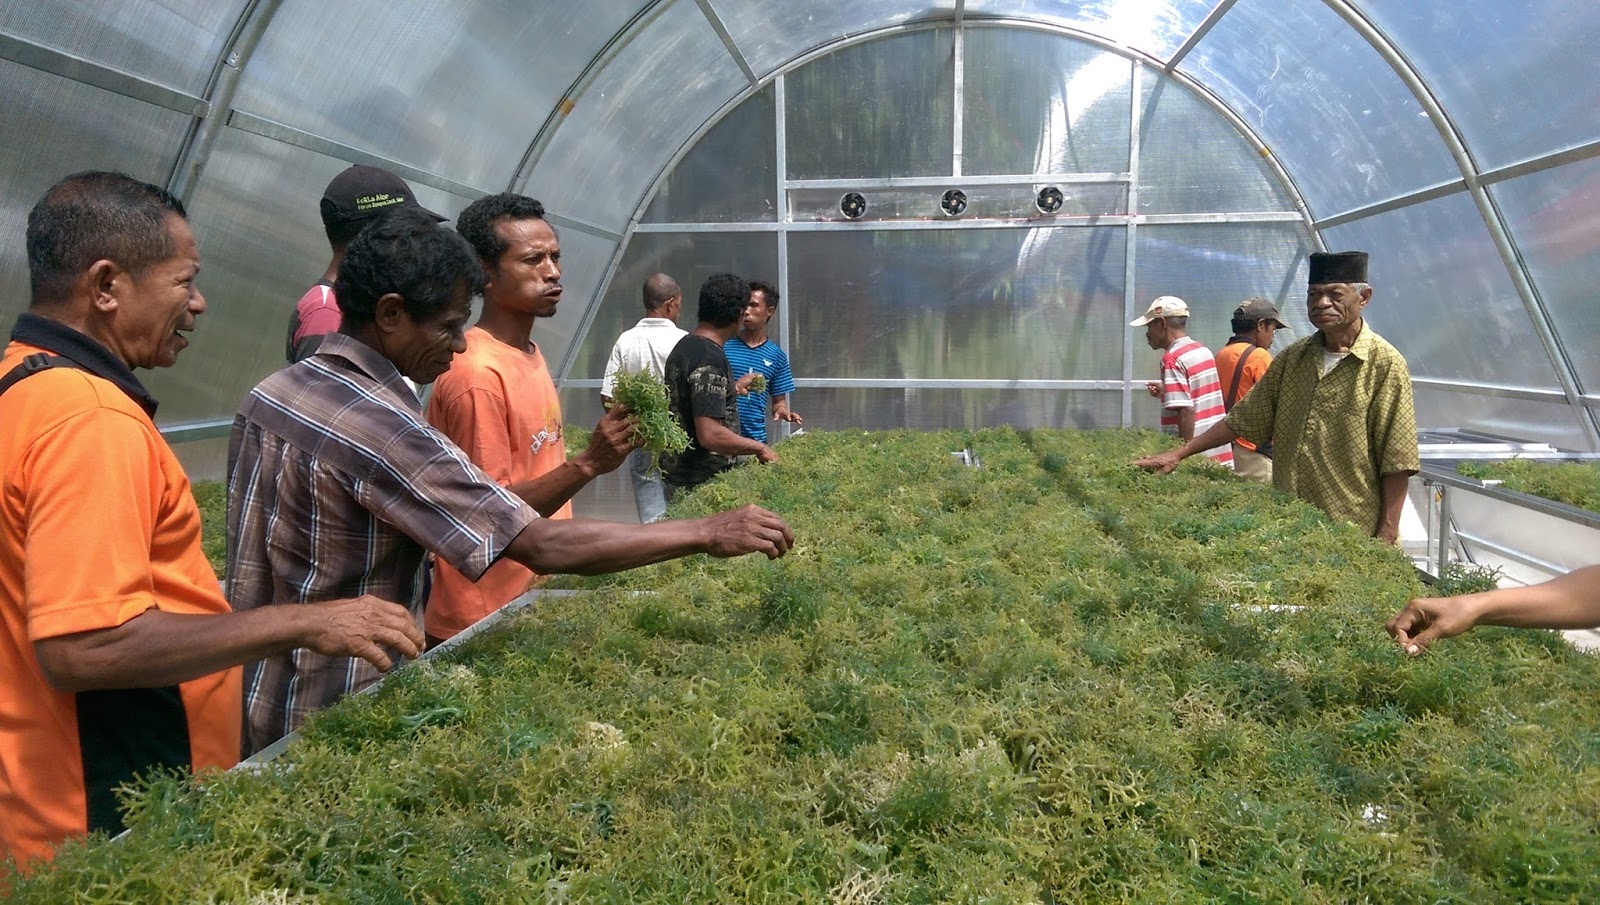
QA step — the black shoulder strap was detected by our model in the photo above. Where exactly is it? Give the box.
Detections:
[1224,342,1259,411]
[0,353,79,399]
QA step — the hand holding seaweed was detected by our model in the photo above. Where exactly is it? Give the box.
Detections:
[610,369,691,465]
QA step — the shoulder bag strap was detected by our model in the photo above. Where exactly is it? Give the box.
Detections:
[1224,342,1259,412]
[0,353,78,399]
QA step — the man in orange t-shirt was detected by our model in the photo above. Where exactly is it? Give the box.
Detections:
[0,173,423,873]
[1214,297,1287,483]
[424,193,636,645]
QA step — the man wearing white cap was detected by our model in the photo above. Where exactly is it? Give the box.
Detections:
[1131,296,1233,468]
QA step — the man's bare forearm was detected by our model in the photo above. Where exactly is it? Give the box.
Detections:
[34,606,319,692]
[509,457,601,517]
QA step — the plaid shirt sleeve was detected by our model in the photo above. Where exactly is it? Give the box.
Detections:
[356,424,536,582]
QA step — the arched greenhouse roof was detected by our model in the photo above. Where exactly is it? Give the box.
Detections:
[3,0,1599,471]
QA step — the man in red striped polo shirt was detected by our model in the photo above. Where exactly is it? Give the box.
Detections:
[1132,296,1233,468]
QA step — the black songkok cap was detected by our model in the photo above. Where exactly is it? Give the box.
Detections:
[1308,251,1368,284]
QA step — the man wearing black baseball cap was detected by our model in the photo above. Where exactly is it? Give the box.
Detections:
[285,165,446,363]
[1136,251,1419,545]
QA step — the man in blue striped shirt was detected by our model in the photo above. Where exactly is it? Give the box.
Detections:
[723,280,801,443]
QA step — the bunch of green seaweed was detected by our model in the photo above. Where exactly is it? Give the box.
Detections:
[19,429,1600,902]
[608,369,691,466]
[1457,459,1600,512]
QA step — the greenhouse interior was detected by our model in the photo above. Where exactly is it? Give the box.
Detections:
[4,0,1600,899]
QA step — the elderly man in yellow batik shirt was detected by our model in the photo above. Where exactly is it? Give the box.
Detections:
[1134,251,1419,544]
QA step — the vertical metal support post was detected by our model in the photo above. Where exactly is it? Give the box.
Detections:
[1120,61,1143,428]
[168,0,285,203]
[775,76,793,442]
[1436,484,1452,574]
[951,18,965,179]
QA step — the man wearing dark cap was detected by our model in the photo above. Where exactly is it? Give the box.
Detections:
[285,164,445,363]
[1215,297,1289,483]
[1135,252,1419,545]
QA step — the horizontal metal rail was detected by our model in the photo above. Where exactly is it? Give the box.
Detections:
[0,31,208,116]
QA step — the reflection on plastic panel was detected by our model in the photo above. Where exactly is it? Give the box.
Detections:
[565,232,779,380]
[962,0,1216,60]
[962,28,1132,176]
[1179,0,1456,218]
[1359,0,1600,172]
[1137,74,1297,214]
[0,0,244,96]
[788,228,1126,380]
[705,0,958,77]
[232,0,649,188]
[1489,162,1600,393]
[785,29,954,180]
[528,0,748,234]
[641,85,777,223]
[1322,193,1555,388]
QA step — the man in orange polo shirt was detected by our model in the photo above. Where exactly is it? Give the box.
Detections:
[0,172,424,872]
[1214,297,1287,483]
[423,193,636,645]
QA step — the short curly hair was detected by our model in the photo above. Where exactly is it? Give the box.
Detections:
[455,192,547,268]
[335,208,486,327]
[697,272,750,328]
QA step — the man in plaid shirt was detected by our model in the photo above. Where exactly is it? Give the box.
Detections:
[227,209,793,754]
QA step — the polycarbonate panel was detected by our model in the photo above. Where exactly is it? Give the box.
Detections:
[532,226,618,375]
[1413,387,1588,453]
[790,228,1126,380]
[1322,193,1560,390]
[234,0,648,189]
[146,128,474,424]
[962,0,1217,60]
[170,435,231,483]
[1179,0,1457,218]
[642,85,776,223]
[705,0,957,77]
[1361,0,1600,170]
[962,29,1132,176]
[1138,73,1298,214]
[558,389,637,522]
[0,61,191,368]
[1132,223,1316,358]
[788,184,1126,222]
[565,232,778,381]
[785,29,954,180]
[1490,158,1600,392]
[799,388,1124,432]
[0,0,243,96]
[527,0,749,234]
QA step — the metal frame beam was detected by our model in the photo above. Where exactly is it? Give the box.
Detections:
[168,0,283,202]
[1321,0,1600,451]
[0,31,207,116]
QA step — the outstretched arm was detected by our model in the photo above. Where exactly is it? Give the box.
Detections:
[501,504,794,575]
[1386,565,1600,654]
[34,596,424,692]
[1132,419,1238,473]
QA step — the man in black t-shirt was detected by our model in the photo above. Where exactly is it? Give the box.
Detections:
[662,273,778,495]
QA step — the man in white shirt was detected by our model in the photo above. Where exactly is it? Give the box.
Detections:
[602,273,689,522]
